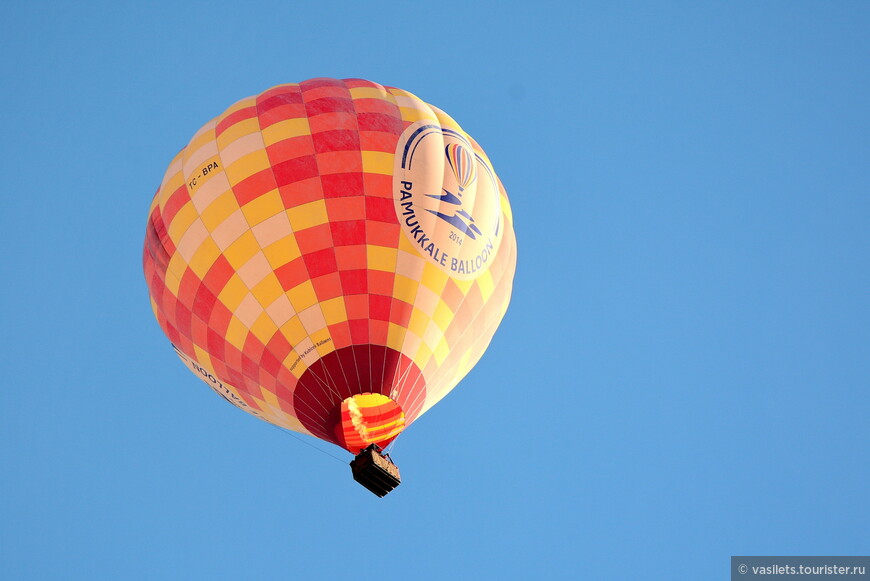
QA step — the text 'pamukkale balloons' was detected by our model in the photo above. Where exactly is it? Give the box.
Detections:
[143,78,516,493]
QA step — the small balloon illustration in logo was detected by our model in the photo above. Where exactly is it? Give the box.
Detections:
[445,143,476,192]
[424,143,483,239]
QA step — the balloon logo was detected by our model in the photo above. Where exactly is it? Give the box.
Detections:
[394,122,502,275]
[143,78,516,468]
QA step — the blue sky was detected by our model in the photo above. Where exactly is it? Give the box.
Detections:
[1,2,868,579]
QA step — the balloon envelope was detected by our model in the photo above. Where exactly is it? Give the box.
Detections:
[143,78,516,453]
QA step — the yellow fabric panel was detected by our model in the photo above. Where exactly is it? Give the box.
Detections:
[224,316,250,351]
[286,200,328,231]
[166,202,197,243]
[260,388,282,412]
[396,231,419,254]
[251,274,284,307]
[452,277,475,294]
[263,234,301,269]
[200,190,241,231]
[187,237,221,279]
[432,301,455,332]
[407,308,430,338]
[476,271,495,302]
[348,86,389,100]
[320,297,348,325]
[392,274,419,304]
[286,280,318,311]
[280,315,307,345]
[162,264,183,296]
[367,245,398,272]
[413,342,433,369]
[261,118,311,146]
[433,340,450,365]
[223,231,260,271]
[456,350,473,377]
[193,345,212,370]
[418,262,449,294]
[249,311,278,344]
[217,274,248,311]
[225,149,270,183]
[361,151,394,175]
[241,189,283,226]
[386,322,409,354]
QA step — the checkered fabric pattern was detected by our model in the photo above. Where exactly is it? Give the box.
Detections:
[143,78,516,450]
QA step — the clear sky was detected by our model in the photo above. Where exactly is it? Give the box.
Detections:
[1,2,868,579]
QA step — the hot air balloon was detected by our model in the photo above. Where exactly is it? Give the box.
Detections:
[143,78,516,496]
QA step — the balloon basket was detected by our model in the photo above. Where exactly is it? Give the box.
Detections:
[350,444,401,497]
